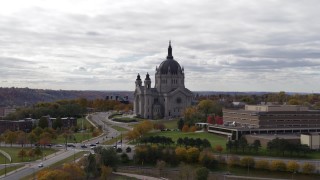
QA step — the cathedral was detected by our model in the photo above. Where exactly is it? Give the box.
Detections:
[134,42,193,119]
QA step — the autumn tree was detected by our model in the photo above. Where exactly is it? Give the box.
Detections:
[27,149,35,160]
[37,169,70,180]
[18,149,27,161]
[100,165,113,180]
[4,130,17,147]
[27,132,38,147]
[182,125,189,132]
[186,147,200,163]
[175,147,187,161]
[16,131,27,147]
[62,163,85,179]
[214,145,223,154]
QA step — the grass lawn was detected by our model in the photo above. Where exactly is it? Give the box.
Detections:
[103,135,122,145]
[111,125,130,132]
[0,164,24,176]
[0,147,57,163]
[146,131,227,148]
[53,132,93,144]
[152,119,179,129]
[77,117,94,129]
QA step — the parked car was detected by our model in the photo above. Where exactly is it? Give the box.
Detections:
[81,145,87,148]
[56,144,63,147]
[89,144,96,147]
[95,141,100,144]
[38,163,43,168]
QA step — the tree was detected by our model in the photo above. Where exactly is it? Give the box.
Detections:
[252,140,261,153]
[255,160,269,170]
[27,132,37,147]
[178,162,194,180]
[156,160,166,177]
[99,148,119,171]
[302,163,315,174]
[18,149,27,161]
[38,117,49,129]
[215,145,223,154]
[190,126,197,132]
[186,147,200,163]
[239,136,248,153]
[37,169,70,180]
[197,100,215,120]
[195,167,209,180]
[85,153,97,178]
[182,125,189,132]
[4,130,17,147]
[177,118,184,130]
[62,163,85,180]
[240,157,255,168]
[100,165,113,180]
[27,149,35,160]
[287,161,300,173]
[34,146,42,157]
[16,131,27,147]
[270,160,286,171]
[175,147,187,161]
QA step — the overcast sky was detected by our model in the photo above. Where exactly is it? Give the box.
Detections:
[1,0,320,92]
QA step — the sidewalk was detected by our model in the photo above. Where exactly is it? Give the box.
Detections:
[113,172,165,180]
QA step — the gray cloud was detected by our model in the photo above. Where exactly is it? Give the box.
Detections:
[0,0,320,92]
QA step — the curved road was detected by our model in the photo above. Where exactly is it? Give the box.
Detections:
[0,112,126,180]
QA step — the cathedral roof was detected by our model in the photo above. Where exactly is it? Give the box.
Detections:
[158,41,183,75]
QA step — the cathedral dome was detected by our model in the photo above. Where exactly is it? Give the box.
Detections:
[158,41,183,75]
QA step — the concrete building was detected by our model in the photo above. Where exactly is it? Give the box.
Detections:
[208,105,320,140]
[301,133,320,149]
[0,107,16,118]
[0,119,33,133]
[134,42,193,119]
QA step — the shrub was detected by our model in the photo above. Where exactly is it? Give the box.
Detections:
[126,146,132,153]
[302,163,315,174]
[227,155,240,167]
[255,160,269,170]
[195,167,209,180]
[270,160,286,171]
[175,147,187,161]
[120,153,129,163]
[240,157,255,168]
[286,161,300,172]
[186,147,200,163]
[116,147,122,153]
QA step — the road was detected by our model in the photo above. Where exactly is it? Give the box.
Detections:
[0,112,124,180]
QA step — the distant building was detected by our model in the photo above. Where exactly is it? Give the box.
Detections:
[0,119,33,133]
[61,117,77,128]
[0,107,16,118]
[208,105,320,140]
[134,42,193,119]
[40,116,77,128]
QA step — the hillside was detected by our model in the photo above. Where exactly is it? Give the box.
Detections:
[0,87,133,106]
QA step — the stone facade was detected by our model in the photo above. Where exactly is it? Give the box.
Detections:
[134,42,193,119]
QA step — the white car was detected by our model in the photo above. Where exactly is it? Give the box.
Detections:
[38,163,43,168]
